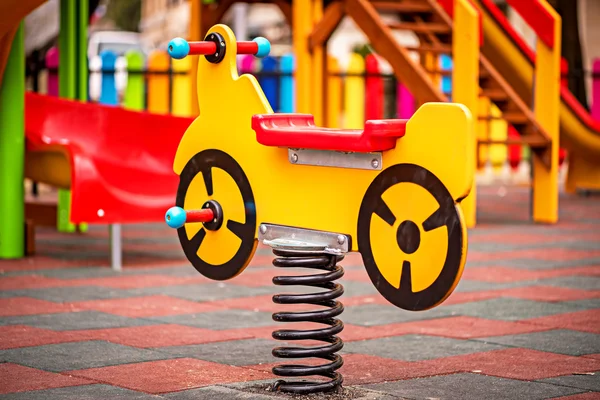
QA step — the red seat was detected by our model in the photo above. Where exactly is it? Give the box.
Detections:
[25,92,194,224]
[252,113,407,153]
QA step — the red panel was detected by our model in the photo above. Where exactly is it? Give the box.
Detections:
[506,0,555,49]
[507,126,521,170]
[252,114,406,153]
[25,92,193,224]
[365,55,384,122]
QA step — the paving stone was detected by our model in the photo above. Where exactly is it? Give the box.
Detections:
[492,258,600,270]
[538,374,600,392]
[338,280,380,296]
[341,303,453,326]
[0,311,154,330]
[437,298,583,321]
[5,286,135,302]
[454,279,530,293]
[163,385,277,400]
[476,329,600,356]
[145,309,276,330]
[538,276,600,290]
[362,372,584,400]
[343,334,506,361]
[154,338,283,366]
[0,384,162,399]
[563,299,600,310]
[0,341,172,372]
[132,283,277,302]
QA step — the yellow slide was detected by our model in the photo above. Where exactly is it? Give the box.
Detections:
[475,0,600,192]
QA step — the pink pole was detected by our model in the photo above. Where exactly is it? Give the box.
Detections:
[397,83,415,119]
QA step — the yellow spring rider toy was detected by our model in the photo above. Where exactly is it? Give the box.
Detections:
[165,24,474,395]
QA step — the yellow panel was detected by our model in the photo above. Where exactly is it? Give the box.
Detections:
[532,0,561,224]
[147,50,170,114]
[343,53,365,129]
[326,55,341,128]
[452,0,479,228]
[477,96,490,169]
[172,56,193,117]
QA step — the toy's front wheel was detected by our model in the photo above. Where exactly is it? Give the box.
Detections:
[176,150,257,280]
[357,163,467,311]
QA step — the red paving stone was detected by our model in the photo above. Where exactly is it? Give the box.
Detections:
[466,249,600,263]
[425,348,600,381]
[0,257,86,272]
[498,286,600,302]
[0,363,94,394]
[0,275,79,290]
[69,295,226,317]
[523,310,600,334]
[67,275,209,289]
[337,316,552,342]
[65,358,274,394]
[69,324,254,348]
[0,326,81,350]
[555,394,600,400]
[0,297,72,317]
[463,266,600,283]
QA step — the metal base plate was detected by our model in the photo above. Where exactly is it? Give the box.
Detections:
[289,148,382,171]
[258,224,350,255]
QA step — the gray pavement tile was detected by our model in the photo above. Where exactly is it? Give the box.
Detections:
[475,329,600,356]
[537,276,600,290]
[163,385,277,400]
[482,258,600,270]
[454,279,531,293]
[130,283,277,302]
[4,286,137,302]
[145,309,275,330]
[223,381,398,400]
[343,335,506,361]
[0,384,163,399]
[341,303,453,327]
[436,298,583,321]
[538,373,600,392]
[338,280,380,297]
[562,299,600,309]
[362,372,584,400]
[0,311,154,330]
[0,340,174,372]
[153,338,283,366]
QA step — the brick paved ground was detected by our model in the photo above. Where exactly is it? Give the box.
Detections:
[1,185,599,399]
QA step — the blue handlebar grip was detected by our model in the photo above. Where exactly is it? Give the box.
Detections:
[165,206,187,229]
[168,38,189,60]
[253,37,271,58]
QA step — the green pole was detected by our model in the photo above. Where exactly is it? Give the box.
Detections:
[57,0,88,233]
[0,24,25,258]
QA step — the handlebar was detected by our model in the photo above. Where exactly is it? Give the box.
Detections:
[168,36,271,60]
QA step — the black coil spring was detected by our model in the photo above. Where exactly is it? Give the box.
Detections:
[270,248,345,394]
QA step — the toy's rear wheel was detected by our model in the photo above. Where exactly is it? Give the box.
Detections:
[176,149,257,280]
[357,163,467,311]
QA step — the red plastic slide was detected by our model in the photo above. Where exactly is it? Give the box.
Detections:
[25,92,193,224]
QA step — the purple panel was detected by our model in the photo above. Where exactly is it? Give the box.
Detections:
[397,83,415,119]
[45,47,59,97]
[592,58,600,121]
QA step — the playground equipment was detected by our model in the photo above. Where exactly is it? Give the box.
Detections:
[187,0,599,228]
[165,24,474,394]
[23,93,193,269]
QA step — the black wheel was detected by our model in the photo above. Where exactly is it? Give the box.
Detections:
[357,163,467,311]
[176,149,257,280]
